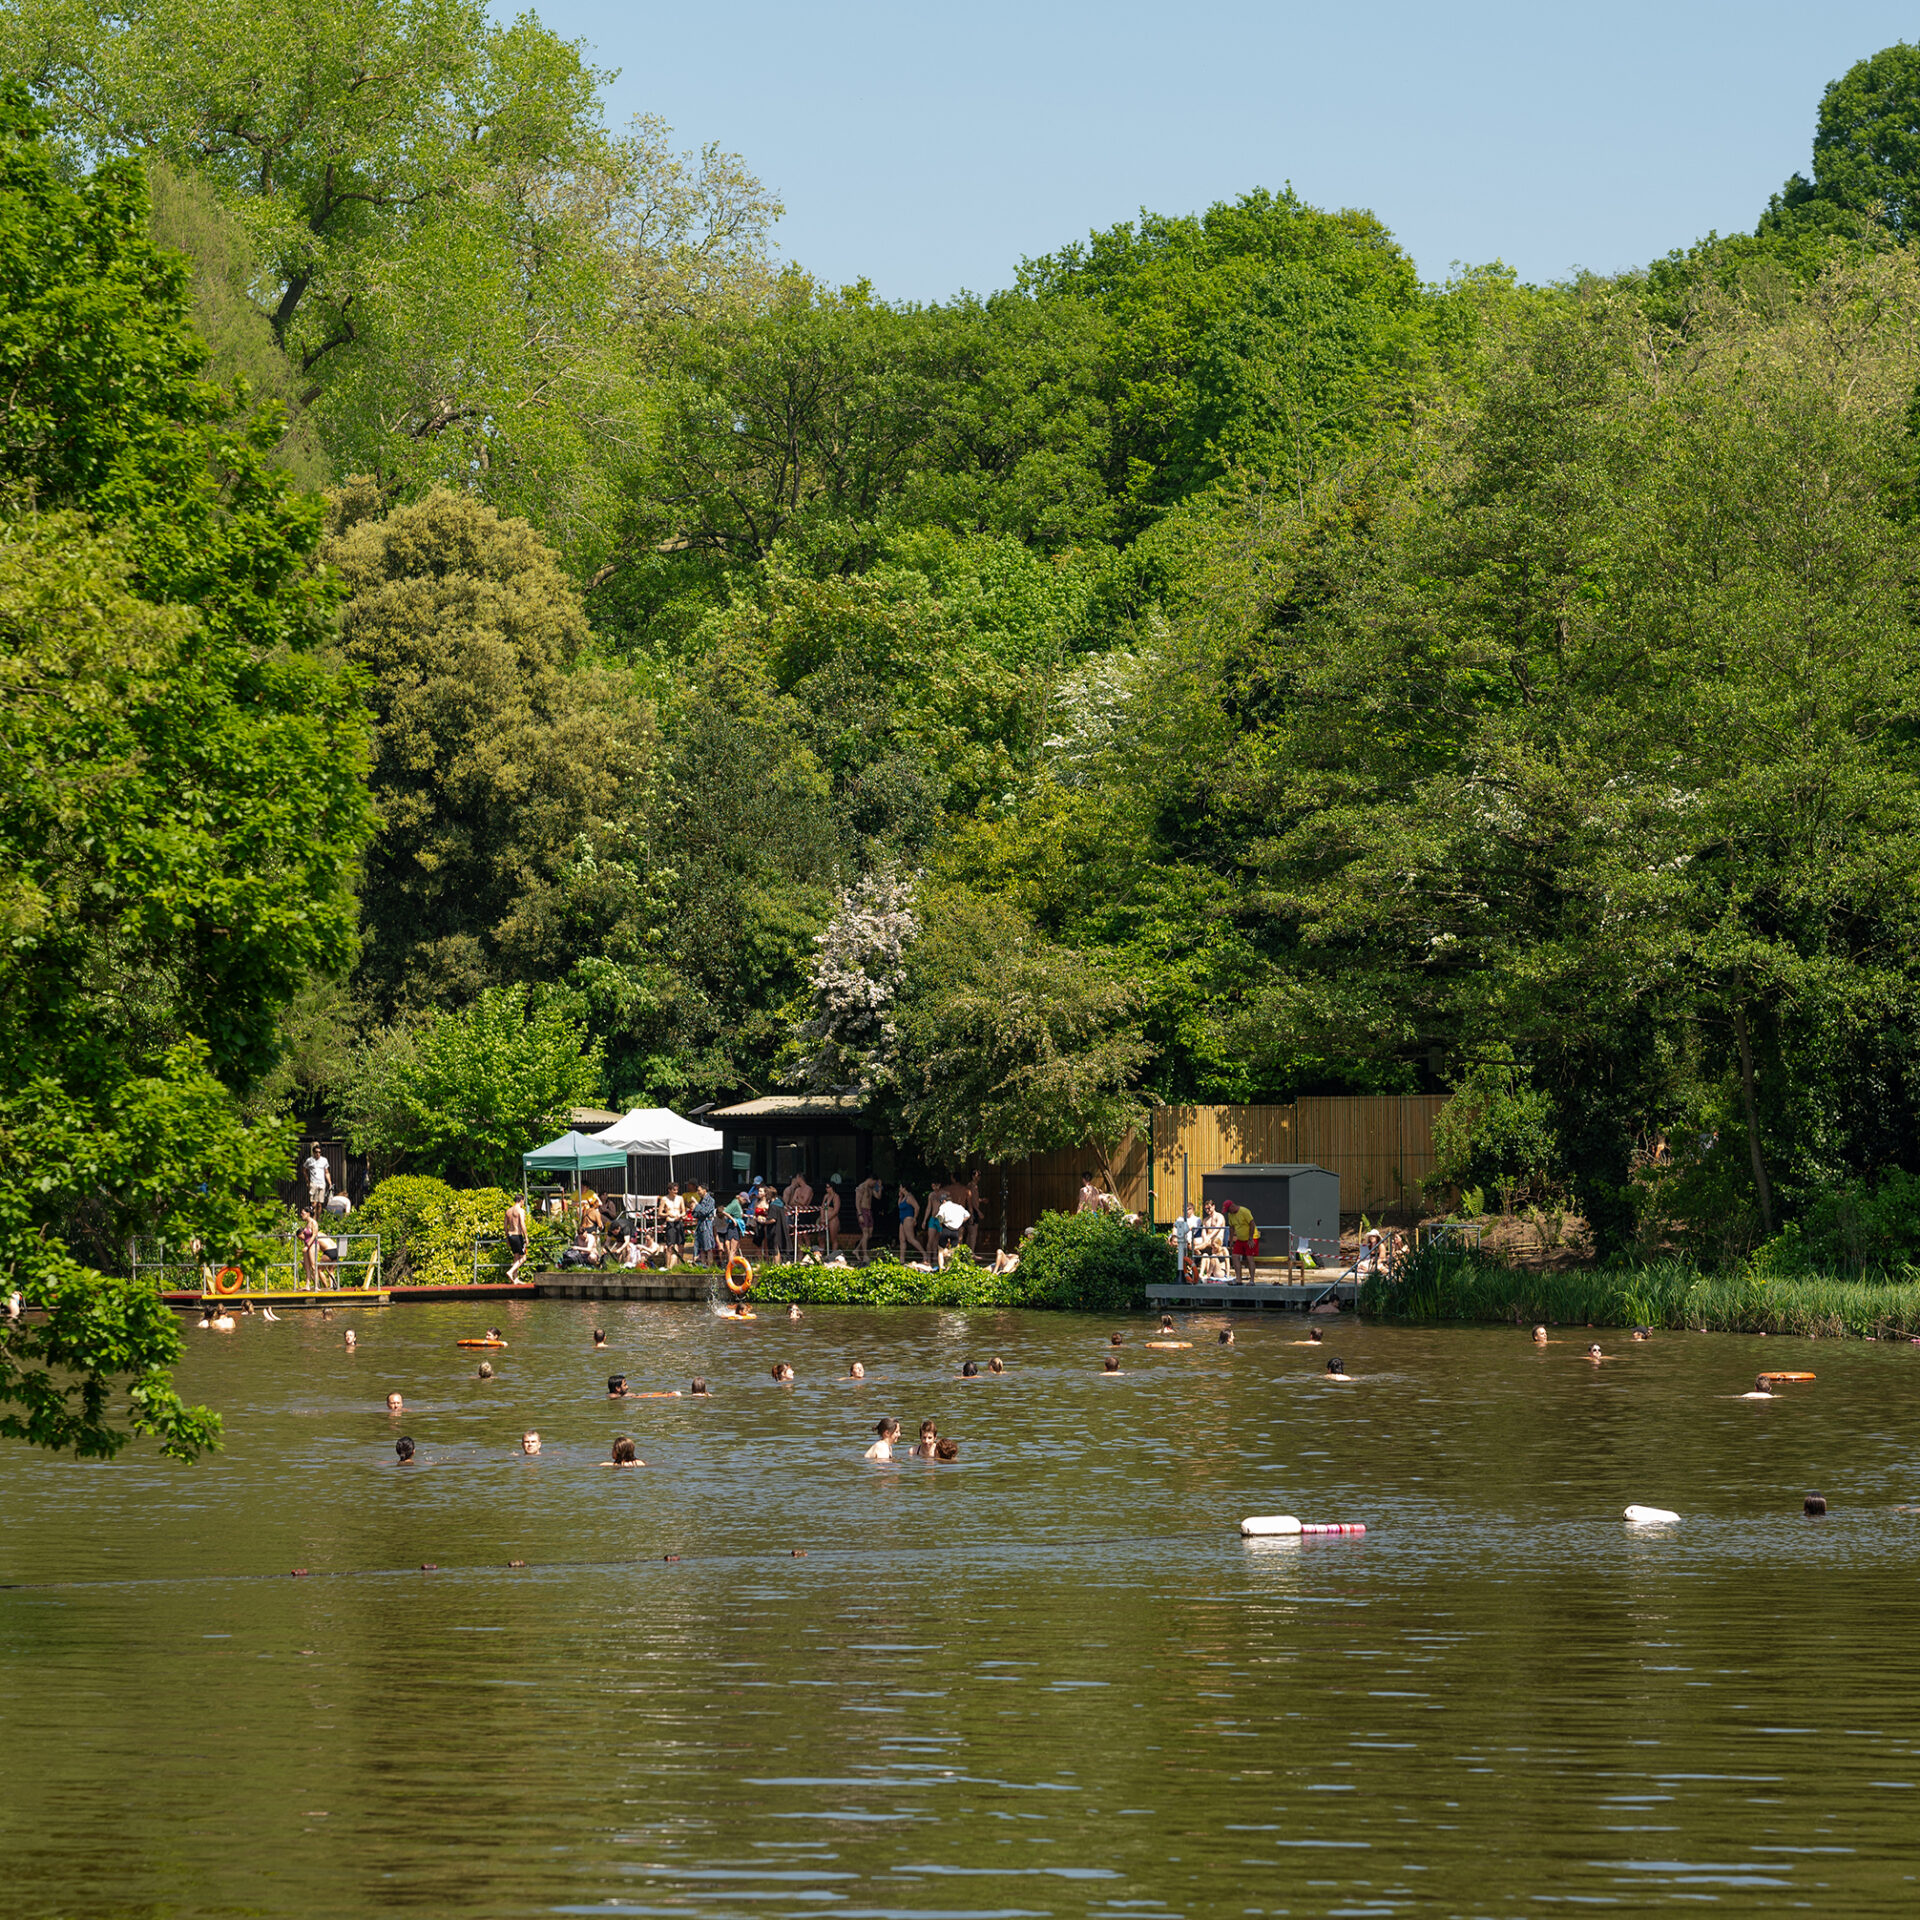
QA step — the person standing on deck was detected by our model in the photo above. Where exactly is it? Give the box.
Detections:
[303,1142,332,1212]
[1225,1195,1259,1284]
[504,1195,530,1280]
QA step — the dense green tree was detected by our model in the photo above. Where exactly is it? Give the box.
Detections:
[1765,42,1920,242]
[0,92,372,1456]
[324,487,651,1012]
[341,983,602,1185]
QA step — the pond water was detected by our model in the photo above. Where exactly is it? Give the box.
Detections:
[3,1300,1919,1918]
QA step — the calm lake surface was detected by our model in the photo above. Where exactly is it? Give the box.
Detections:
[3,1300,1919,1918]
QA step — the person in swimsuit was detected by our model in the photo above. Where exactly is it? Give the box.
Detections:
[504,1196,530,1280]
[521,1431,541,1454]
[818,1181,841,1255]
[865,1417,901,1460]
[297,1208,321,1289]
[659,1183,688,1255]
[911,1419,939,1458]
[896,1186,924,1261]
[606,1436,643,1466]
[855,1175,882,1258]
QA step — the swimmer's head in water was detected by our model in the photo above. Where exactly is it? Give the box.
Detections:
[1103,1354,1121,1372]
[521,1431,541,1454]
[849,1361,865,1379]
[344,1329,355,1345]
[935,1437,959,1461]
[988,1356,1004,1373]
[1756,1374,1771,1394]
[1219,1328,1235,1345]
[610,1435,637,1464]
[608,1375,627,1395]
[1804,1492,1827,1515]
[962,1360,979,1377]
[1160,1315,1175,1331]
[920,1419,937,1439]
[788,1304,802,1319]
[593,1329,606,1346]
[1532,1326,1548,1343]
[876,1417,901,1439]
[386,1391,403,1412]
[477,1360,493,1378]
[690,1377,709,1396]
[1326,1357,1345,1374]
[1309,1326,1323,1342]
[395,1436,415,1461]
[1110,1332,1124,1345]
[1588,1343,1603,1358]
[1632,1326,1650,1341]
[772,1362,794,1382]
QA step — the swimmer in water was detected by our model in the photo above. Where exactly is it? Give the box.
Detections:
[1219,1328,1235,1346]
[1159,1314,1176,1333]
[788,1304,802,1320]
[344,1329,356,1348]
[395,1436,415,1462]
[1632,1327,1651,1342]
[1741,1375,1775,1399]
[865,1417,901,1460]
[1110,1332,1125,1346]
[606,1435,643,1466]
[608,1374,629,1397]
[1102,1354,1122,1373]
[1533,1326,1549,1345]
[961,1360,979,1378]
[1587,1343,1605,1362]
[988,1356,1004,1374]
[488,1327,504,1342]
[386,1391,404,1413]
[593,1329,606,1349]
[521,1431,541,1454]
[772,1362,794,1383]
[477,1361,493,1379]
[689,1377,710,1396]
[849,1361,865,1380]
[935,1437,959,1461]
[911,1419,939,1458]
[1325,1357,1350,1380]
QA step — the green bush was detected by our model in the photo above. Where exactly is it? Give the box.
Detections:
[1751,1171,1920,1279]
[1012,1209,1173,1312]
[739,1254,1020,1309]
[1360,1242,1920,1339]
[358,1176,532,1285]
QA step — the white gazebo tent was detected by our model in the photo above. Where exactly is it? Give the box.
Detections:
[597,1106,726,1183]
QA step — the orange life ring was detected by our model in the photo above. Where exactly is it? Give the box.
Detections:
[212,1267,245,1294]
[725,1254,754,1296]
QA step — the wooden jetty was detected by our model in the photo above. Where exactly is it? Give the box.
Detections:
[531,1272,713,1302]
[161,1286,394,1310]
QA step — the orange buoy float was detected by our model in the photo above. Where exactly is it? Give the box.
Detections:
[212,1267,245,1294]
[1759,1370,1815,1384]
[725,1253,754,1296]
[457,1338,508,1349]
[1143,1340,1193,1349]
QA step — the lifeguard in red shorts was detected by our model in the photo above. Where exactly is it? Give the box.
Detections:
[1224,1194,1259,1283]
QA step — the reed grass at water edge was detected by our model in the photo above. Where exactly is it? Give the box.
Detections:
[1360,1247,1920,1339]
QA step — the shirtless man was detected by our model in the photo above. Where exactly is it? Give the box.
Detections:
[855,1175,883,1259]
[504,1195,530,1281]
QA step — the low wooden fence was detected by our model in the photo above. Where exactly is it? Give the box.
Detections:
[982,1095,1447,1241]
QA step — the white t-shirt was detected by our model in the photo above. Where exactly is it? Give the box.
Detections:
[936,1200,968,1231]
[303,1155,330,1194]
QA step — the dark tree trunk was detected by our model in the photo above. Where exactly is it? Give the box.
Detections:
[1734,1002,1775,1238]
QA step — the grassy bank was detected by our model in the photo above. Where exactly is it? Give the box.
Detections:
[1360,1249,1920,1339]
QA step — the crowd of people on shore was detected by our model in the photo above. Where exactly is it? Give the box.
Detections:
[509,1170,1005,1278]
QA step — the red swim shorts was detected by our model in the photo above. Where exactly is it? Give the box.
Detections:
[1231,1237,1259,1258]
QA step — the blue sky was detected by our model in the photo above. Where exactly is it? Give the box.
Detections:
[516,0,1919,300]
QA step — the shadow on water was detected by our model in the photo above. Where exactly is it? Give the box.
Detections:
[4,1303,1920,1916]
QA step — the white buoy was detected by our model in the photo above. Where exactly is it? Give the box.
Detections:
[1240,1514,1303,1536]
[1623,1504,1680,1524]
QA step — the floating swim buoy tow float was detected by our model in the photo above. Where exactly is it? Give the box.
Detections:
[725,1254,754,1297]
[1240,1515,1368,1537]
[1624,1504,1680,1524]
[457,1338,508,1349]
[1144,1340,1193,1350]
[212,1267,245,1294]
[1759,1371,1815,1384]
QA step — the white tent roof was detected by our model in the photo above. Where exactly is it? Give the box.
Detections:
[596,1106,726,1155]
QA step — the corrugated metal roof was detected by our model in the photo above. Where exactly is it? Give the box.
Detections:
[709,1093,866,1120]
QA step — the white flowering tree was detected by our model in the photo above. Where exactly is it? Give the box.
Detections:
[785,872,920,1094]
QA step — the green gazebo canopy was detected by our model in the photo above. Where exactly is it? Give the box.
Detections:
[522,1129,628,1175]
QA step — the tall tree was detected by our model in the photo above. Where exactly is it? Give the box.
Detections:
[0,92,372,1457]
